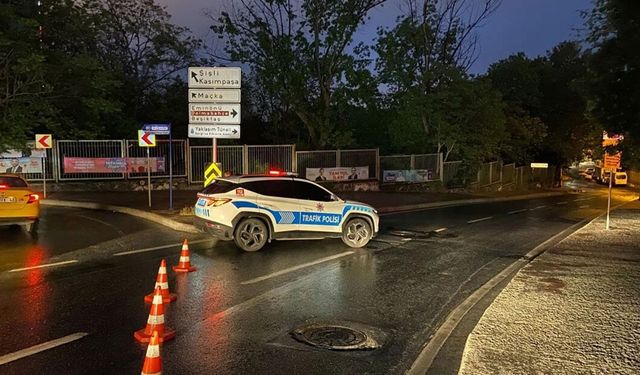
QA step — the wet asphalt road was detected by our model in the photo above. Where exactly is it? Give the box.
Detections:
[0,183,637,374]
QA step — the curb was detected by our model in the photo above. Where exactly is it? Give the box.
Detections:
[378,191,568,214]
[41,200,199,234]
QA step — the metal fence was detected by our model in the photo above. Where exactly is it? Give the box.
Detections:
[295,149,379,180]
[57,140,125,181]
[249,145,296,174]
[189,144,295,183]
[443,160,463,186]
[502,163,516,185]
[125,139,187,179]
[380,153,442,181]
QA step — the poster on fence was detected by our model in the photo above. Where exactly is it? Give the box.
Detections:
[383,169,435,183]
[63,157,165,173]
[0,158,43,174]
[306,167,369,182]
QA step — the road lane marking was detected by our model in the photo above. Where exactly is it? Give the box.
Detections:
[579,205,590,209]
[113,239,213,256]
[530,205,547,211]
[8,260,78,273]
[0,332,88,365]
[507,209,528,215]
[556,201,568,205]
[434,228,448,233]
[467,216,493,224]
[240,251,354,285]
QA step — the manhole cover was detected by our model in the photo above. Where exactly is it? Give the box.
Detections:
[291,324,380,350]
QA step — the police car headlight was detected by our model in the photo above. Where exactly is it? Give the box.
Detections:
[373,209,378,215]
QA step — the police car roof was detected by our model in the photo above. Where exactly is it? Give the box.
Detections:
[219,175,301,183]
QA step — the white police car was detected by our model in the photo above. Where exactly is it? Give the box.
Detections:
[194,172,379,252]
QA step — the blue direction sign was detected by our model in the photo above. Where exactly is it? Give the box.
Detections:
[142,123,171,135]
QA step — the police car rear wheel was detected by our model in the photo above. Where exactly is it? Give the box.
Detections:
[234,218,268,252]
[342,218,372,248]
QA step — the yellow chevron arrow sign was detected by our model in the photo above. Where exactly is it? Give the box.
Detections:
[204,162,223,186]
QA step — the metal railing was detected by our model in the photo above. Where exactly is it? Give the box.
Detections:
[125,139,187,179]
[295,149,379,180]
[57,140,125,181]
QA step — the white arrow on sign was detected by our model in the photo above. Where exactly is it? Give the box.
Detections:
[188,67,241,89]
[188,89,241,103]
[189,124,241,139]
[189,103,241,125]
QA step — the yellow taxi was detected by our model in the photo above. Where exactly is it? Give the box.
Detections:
[0,174,40,234]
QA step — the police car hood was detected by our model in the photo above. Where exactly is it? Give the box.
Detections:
[343,200,376,211]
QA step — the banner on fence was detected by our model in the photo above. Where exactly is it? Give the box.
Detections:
[306,167,369,181]
[383,169,435,183]
[63,157,165,173]
[0,158,43,174]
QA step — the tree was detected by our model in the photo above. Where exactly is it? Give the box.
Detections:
[81,0,202,135]
[585,0,640,167]
[0,3,50,152]
[210,0,386,149]
[488,43,599,171]
[487,53,547,165]
[375,0,502,160]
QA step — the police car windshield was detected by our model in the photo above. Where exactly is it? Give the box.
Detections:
[201,180,237,194]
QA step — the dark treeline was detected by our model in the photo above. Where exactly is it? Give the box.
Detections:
[1,0,638,169]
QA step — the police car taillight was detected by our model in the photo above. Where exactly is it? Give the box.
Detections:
[206,198,231,207]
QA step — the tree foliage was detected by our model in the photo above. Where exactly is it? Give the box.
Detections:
[210,0,386,148]
[585,0,640,166]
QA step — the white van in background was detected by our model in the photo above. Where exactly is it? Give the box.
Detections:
[614,171,628,186]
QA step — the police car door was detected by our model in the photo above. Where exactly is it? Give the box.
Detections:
[251,179,300,234]
[294,180,343,234]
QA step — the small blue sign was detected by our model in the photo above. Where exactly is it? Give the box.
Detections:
[142,123,171,135]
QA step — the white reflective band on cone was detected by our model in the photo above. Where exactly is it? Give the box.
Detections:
[145,344,160,358]
[179,256,190,262]
[158,267,167,274]
[154,282,169,289]
[152,295,164,305]
[147,314,165,325]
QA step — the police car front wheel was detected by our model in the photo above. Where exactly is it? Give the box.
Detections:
[234,218,269,252]
[342,218,372,248]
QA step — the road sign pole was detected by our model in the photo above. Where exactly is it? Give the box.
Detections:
[169,129,173,210]
[212,138,218,163]
[147,148,152,208]
[42,156,46,199]
[606,170,612,230]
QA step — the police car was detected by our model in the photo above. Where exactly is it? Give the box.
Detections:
[194,172,379,252]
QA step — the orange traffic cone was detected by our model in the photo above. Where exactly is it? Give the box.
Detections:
[141,331,162,375]
[172,239,196,273]
[145,259,177,304]
[135,286,176,343]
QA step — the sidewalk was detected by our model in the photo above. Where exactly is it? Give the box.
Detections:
[459,201,640,375]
